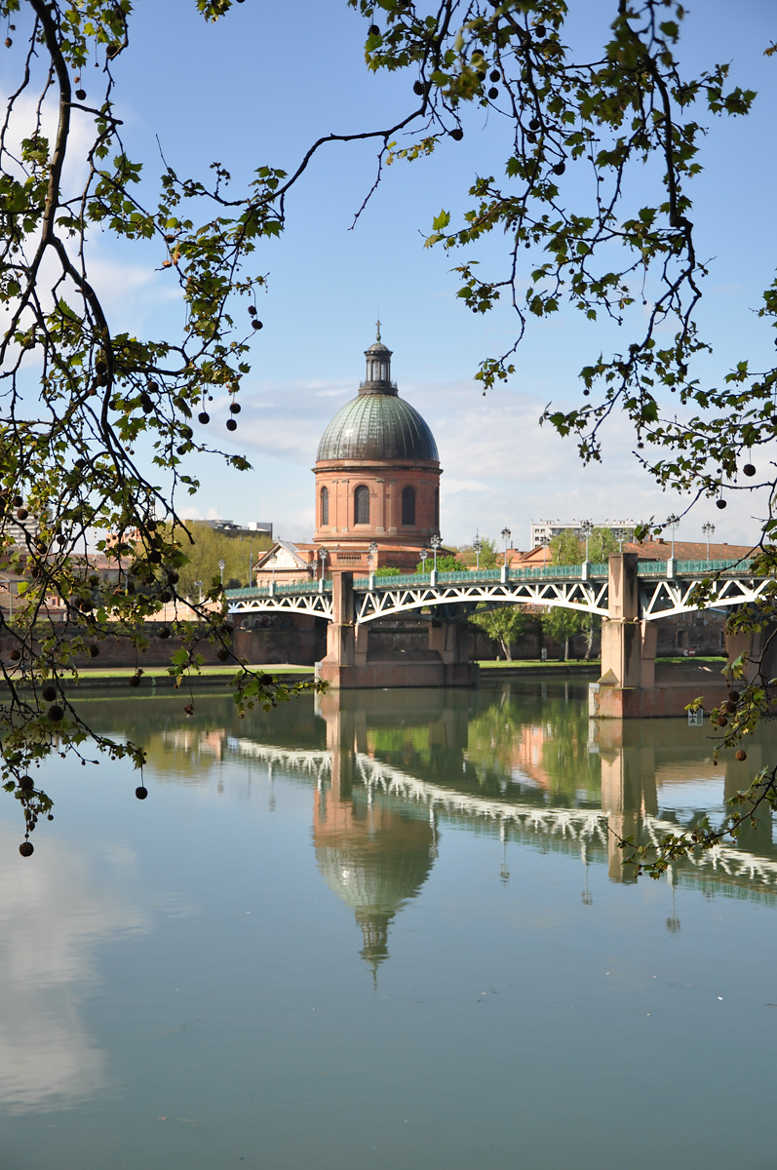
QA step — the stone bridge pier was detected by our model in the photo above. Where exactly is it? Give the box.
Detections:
[591,554,741,719]
[315,572,477,689]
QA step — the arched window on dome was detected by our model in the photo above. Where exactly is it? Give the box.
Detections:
[320,486,329,526]
[401,485,416,526]
[354,485,370,525]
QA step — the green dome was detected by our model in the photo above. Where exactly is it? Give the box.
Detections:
[316,392,439,463]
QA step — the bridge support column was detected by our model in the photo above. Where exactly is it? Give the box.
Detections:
[591,553,731,718]
[315,575,478,689]
[591,554,657,718]
[316,572,367,688]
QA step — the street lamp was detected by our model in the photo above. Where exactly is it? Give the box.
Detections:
[368,541,378,570]
[670,520,678,560]
[430,533,442,573]
[420,548,430,574]
[500,527,512,568]
[318,547,329,579]
[473,533,482,572]
[702,521,715,561]
[194,579,203,603]
[218,558,225,586]
[581,519,593,562]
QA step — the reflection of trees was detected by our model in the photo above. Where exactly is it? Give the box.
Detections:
[465,683,600,803]
[72,692,326,781]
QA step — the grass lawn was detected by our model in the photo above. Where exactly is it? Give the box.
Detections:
[478,659,597,668]
[31,663,315,681]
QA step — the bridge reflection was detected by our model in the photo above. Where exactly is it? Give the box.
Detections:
[225,686,775,971]
[111,683,774,972]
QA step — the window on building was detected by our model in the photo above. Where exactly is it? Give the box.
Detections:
[320,486,329,526]
[401,485,416,526]
[354,485,370,525]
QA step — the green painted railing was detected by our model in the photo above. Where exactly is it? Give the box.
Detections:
[636,558,755,576]
[226,578,331,598]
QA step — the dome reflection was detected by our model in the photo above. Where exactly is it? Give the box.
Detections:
[314,779,435,979]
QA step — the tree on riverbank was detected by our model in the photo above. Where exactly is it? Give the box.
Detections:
[1,0,774,862]
[470,605,534,660]
[547,528,618,658]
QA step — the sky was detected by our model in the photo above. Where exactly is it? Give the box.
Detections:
[13,0,776,550]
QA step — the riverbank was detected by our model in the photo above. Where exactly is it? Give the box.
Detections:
[9,655,728,693]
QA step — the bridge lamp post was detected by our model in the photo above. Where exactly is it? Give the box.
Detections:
[500,527,511,555]
[473,534,482,572]
[194,579,203,604]
[420,548,430,575]
[218,558,225,587]
[580,519,593,563]
[430,533,442,575]
[702,521,715,561]
[318,547,329,580]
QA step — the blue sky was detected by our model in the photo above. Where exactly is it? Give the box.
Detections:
[41,0,777,548]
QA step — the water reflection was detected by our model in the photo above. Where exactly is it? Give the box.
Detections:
[76,683,777,974]
[0,825,147,1113]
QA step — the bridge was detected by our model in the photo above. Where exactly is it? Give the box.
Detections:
[226,553,772,713]
[227,556,768,624]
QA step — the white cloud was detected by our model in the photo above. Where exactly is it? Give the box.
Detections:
[174,375,773,551]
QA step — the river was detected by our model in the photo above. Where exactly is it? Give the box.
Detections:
[0,680,775,1169]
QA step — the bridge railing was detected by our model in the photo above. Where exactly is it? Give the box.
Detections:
[226,578,330,598]
[636,558,756,576]
[352,565,614,589]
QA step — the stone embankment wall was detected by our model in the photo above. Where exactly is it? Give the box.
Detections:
[0,623,228,669]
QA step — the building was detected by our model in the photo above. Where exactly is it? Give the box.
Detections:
[252,329,442,580]
[312,327,441,574]
[201,519,273,539]
[516,537,755,568]
[254,539,317,586]
[530,519,635,548]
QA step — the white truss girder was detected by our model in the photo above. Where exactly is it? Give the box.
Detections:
[639,575,773,621]
[227,593,334,620]
[355,579,610,623]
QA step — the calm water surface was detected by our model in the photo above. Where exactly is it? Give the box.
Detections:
[1,681,776,1169]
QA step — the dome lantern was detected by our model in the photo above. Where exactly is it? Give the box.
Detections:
[361,319,395,394]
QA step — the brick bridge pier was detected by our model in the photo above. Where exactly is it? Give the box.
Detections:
[591,553,768,718]
[315,571,476,690]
